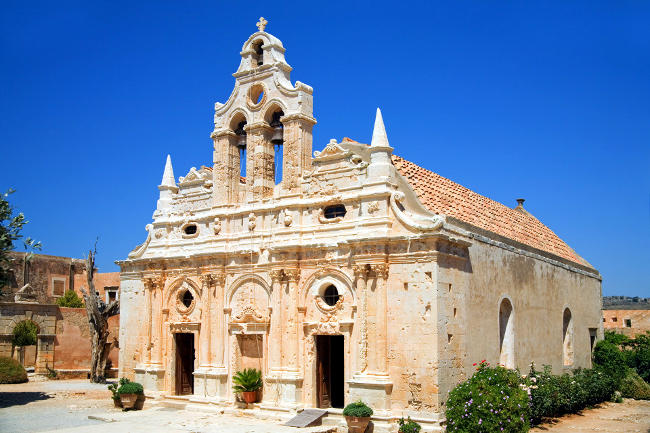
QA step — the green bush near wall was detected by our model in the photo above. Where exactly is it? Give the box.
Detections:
[12,320,37,347]
[0,356,28,384]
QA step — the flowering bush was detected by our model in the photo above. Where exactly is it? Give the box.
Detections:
[446,361,530,433]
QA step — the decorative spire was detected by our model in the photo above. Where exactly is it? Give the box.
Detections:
[370,107,390,148]
[161,154,176,188]
[256,17,268,32]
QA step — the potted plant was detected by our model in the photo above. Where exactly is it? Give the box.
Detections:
[117,380,144,410]
[398,417,421,433]
[232,368,263,404]
[343,400,373,433]
[107,381,122,408]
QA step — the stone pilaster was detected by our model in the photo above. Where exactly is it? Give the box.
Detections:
[283,268,300,371]
[268,269,284,373]
[211,130,241,205]
[245,122,274,200]
[370,263,389,374]
[143,277,155,364]
[199,274,213,368]
[352,264,369,373]
[280,114,316,194]
[211,272,227,368]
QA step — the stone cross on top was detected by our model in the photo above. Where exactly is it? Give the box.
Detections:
[256,17,267,32]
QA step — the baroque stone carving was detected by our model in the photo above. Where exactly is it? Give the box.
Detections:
[283,209,293,227]
[248,213,257,231]
[213,217,222,235]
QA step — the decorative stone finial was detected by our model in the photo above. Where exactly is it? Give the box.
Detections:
[161,154,176,188]
[370,108,390,149]
[256,17,268,32]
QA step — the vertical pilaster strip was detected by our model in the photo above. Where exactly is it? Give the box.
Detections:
[280,114,316,194]
[353,264,368,372]
[284,269,300,371]
[151,277,164,365]
[212,272,226,367]
[212,131,240,205]
[245,122,274,200]
[268,270,284,372]
[199,274,212,368]
[143,278,153,364]
[372,264,389,374]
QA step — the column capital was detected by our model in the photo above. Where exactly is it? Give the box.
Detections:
[370,263,389,280]
[284,268,300,282]
[201,272,226,287]
[143,276,164,291]
[269,269,284,282]
[352,264,369,279]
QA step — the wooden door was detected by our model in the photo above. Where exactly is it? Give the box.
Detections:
[175,333,195,395]
[316,336,331,408]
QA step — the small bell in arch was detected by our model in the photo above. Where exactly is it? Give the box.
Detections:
[234,121,247,150]
[270,111,284,145]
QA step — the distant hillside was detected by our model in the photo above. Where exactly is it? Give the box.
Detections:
[603,296,650,310]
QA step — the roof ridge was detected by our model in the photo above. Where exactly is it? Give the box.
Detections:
[391,154,591,268]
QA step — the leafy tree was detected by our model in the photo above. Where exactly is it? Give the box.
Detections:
[12,320,37,347]
[56,289,84,308]
[0,189,41,292]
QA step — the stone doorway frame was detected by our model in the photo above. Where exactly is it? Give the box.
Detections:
[167,322,200,396]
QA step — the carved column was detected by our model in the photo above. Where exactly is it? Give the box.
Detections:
[371,264,389,374]
[199,274,213,368]
[212,272,226,367]
[268,270,284,372]
[211,130,241,205]
[280,114,316,194]
[352,264,368,372]
[151,277,164,365]
[283,269,301,371]
[245,122,274,200]
[143,278,155,364]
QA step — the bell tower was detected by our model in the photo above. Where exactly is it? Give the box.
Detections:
[210,18,316,205]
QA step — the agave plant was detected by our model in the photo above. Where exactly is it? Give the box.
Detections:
[232,368,263,393]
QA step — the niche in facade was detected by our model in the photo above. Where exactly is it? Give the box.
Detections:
[251,40,264,66]
[323,204,346,219]
[181,222,199,239]
[563,308,574,366]
[499,298,514,368]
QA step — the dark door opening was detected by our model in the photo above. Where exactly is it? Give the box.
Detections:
[316,335,344,409]
[175,333,195,395]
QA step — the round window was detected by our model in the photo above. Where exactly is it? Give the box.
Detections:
[181,290,194,308]
[248,84,266,107]
[323,285,340,306]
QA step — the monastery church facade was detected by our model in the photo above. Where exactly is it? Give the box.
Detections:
[118,21,602,429]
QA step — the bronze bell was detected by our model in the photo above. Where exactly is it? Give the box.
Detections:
[237,134,247,149]
[270,124,283,145]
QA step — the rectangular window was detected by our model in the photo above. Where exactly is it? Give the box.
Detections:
[105,286,119,304]
[625,319,632,328]
[612,317,617,322]
[52,278,66,297]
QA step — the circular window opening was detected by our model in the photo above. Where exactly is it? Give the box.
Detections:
[184,224,197,235]
[323,285,340,306]
[248,84,265,107]
[323,204,346,219]
[181,290,194,308]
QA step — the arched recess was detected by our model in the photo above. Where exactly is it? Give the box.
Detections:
[164,276,202,311]
[11,319,39,367]
[263,101,287,186]
[563,307,574,366]
[226,273,271,307]
[299,268,356,309]
[229,110,249,180]
[499,297,514,368]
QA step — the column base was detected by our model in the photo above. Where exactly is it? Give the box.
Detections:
[193,366,229,400]
[135,364,166,396]
[262,369,304,409]
[347,372,393,413]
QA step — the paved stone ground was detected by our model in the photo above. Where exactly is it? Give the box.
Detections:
[1,379,649,432]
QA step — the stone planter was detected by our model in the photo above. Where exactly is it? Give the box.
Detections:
[119,393,139,409]
[242,391,257,404]
[345,416,371,433]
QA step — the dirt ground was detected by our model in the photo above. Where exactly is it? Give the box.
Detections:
[530,399,650,433]
[1,379,649,432]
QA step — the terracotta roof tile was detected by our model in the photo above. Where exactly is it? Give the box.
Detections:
[391,154,590,267]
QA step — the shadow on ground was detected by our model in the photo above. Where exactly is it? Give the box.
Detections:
[0,392,52,408]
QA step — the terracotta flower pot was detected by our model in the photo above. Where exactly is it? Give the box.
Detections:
[119,393,138,409]
[112,397,123,408]
[134,394,146,410]
[345,415,371,433]
[242,391,257,404]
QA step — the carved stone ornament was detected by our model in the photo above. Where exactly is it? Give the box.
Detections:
[283,209,293,227]
[371,263,389,280]
[248,213,257,231]
[315,294,344,314]
[316,313,340,335]
[232,304,266,323]
[213,217,222,235]
[313,139,350,160]
[367,201,380,215]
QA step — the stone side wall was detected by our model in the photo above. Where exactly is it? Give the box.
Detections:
[603,310,650,337]
[458,240,602,380]
[118,275,144,381]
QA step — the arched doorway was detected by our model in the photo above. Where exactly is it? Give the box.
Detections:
[12,320,38,369]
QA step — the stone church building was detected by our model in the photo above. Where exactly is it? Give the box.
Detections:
[118,20,602,430]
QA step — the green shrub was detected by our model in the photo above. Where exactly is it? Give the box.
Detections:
[398,416,421,433]
[620,369,650,400]
[593,340,628,384]
[12,320,37,347]
[0,356,28,384]
[446,361,530,433]
[627,333,650,383]
[117,381,143,395]
[55,290,84,308]
[343,400,373,417]
[231,368,262,393]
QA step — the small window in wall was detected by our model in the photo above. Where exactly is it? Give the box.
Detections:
[270,110,284,185]
[323,285,340,306]
[612,317,618,322]
[105,286,118,304]
[52,277,66,297]
[625,319,632,328]
[252,40,264,66]
[563,308,574,366]
[184,224,197,235]
[324,204,346,219]
[235,120,247,178]
[182,290,194,308]
[499,298,514,368]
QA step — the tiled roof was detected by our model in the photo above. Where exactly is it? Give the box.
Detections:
[391,154,591,268]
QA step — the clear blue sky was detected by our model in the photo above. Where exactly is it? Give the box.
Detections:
[1,1,648,296]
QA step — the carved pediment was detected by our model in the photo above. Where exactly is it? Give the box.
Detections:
[178,166,212,186]
[313,139,351,161]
